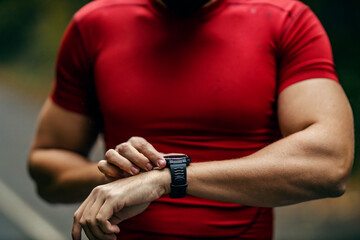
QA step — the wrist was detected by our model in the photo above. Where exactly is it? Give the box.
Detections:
[164,155,191,198]
[153,168,171,196]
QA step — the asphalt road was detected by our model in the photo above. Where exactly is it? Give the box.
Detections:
[0,84,77,239]
[0,83,106,239]
[0,83,359,240]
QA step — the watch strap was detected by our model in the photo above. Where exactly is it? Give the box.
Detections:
[169,163,188,198]
[164,155,191,198]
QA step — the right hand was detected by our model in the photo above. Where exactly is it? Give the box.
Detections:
[72,168,170,240]
[98,137,167,180]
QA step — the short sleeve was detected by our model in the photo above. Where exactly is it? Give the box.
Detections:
[50,20,99,116]
[277,4,338,93]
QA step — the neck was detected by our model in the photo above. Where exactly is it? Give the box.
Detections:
[159,0,214,16]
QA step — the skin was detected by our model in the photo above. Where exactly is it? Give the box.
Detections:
[27,76,353,239]
[27,2,354,240]
[27,0,219,205]
[28,100,167,203]
[69,79,353,240]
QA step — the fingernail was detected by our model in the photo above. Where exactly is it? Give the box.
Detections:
[130,167,139,175]
[146,162,153,171]
[157,159,166,168]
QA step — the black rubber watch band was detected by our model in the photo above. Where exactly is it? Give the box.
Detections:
[164,155,191,198]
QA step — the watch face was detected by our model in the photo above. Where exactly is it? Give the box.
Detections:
[164,155,191,167]
[163,154,187,158]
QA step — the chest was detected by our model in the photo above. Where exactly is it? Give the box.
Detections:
[93,12,279,138]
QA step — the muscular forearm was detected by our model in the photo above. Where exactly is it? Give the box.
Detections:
[70,122,353,239]
[28,149,107,203]
[184,123,353,207]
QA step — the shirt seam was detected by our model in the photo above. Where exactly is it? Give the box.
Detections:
[75,2,148,25]
[278,5,309,44]
[72,20,93,68]
[227,1,289,13]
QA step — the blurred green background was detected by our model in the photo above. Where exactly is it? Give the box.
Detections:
[1,0,358,172]
[0,1,358,239]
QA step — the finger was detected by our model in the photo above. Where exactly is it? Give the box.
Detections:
[82,198,117,240]
[98,160,130,179]
[115,142,154,171]
[82,223,98,240]
[71,220,82,240]
[163,153,185,156]
[105,149,140,175]
[72,195,93,240]
[96,199,122,234]
[110,203,150,225]
[79,200,98,240]
[84,198,110,239]
[128,137,166,168]
[82,227,116,240]
[99,217,121,236]
[82,223,116,240]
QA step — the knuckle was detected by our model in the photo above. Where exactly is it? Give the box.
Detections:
[106,192,116,200]
[97,160,107,169]
[85,218,93,225]
[95,215,103,225]
[116,142,129,152]
[136,141,149,151]
[129,136,143,144]
[105,149,116,159]
[79,217,86,226]
[73,212,79,222]
[92,186,102,195]
[92,186,99,193]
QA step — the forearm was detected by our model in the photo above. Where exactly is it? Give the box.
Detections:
[184,123,353,207]
[28,149,107,203]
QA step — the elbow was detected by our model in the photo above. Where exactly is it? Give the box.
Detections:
[30,173,62,204]
[326,176,347,198]
[315,134,354,198]
[28,175,61,204]
[28,154,60,203]
[28,171,60,204]
[322,153,353,198]
[36,186,60,204]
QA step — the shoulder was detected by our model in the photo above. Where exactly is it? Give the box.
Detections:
[73,0,148,22]
[227,0,309,15]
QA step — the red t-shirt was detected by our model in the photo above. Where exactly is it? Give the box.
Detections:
[51,0,338,239]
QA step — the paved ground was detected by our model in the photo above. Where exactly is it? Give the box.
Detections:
[0,84,107,239]
[0,83,359,239]
[0,84,77,239]
[0,211,32,240]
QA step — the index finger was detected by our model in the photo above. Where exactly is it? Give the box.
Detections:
[72,196,92,240]
[71,221,82,240]
[96,199,121,235]
[128,137,166,168]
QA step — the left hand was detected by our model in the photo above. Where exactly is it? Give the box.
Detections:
[98,137,167,181]
[72,169,170,240]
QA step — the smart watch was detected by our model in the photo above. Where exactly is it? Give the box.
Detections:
[164,155,191,198]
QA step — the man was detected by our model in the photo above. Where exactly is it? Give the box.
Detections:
[28,0,354,239]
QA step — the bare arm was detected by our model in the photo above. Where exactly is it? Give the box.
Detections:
[186,79,354,207]
[28,99,107,203]
[72,78,354,239]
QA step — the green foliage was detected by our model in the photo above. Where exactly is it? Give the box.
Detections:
[0,0,39,61]
[0,0,89,90]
